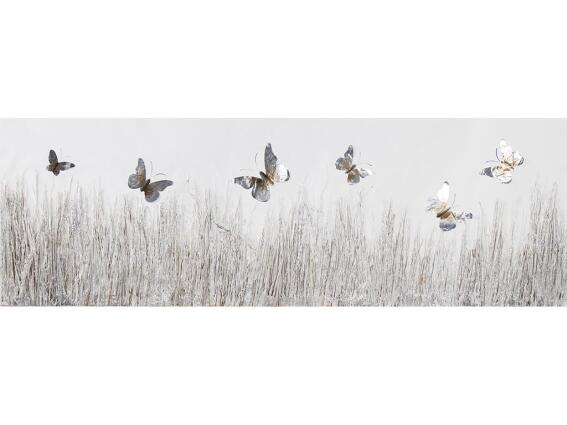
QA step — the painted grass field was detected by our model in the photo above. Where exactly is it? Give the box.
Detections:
[0,184,565,306]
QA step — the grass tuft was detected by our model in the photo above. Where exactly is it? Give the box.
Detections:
[1,185,565,306]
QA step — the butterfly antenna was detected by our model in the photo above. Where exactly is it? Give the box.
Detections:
[495,147,502,162]
[449,193,457,209]
[59,147,74,162]
[254,151,262,170]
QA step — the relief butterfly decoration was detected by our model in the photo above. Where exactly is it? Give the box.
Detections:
[335,145,372,184]
[480,139,524,184]
[234,143,290,202]
[426,181,472,231]
[128,158,173,202]
[46,150,75,176]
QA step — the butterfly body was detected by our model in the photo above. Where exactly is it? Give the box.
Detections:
[501,162,514,172]
[47,150,75,176]
[128,158,173,202]
[345,163,357,174]
[335,145,372,184]
[234,143,290,202]
[436,207,452,220]
[140,179,151,192]
[259,171,274,186]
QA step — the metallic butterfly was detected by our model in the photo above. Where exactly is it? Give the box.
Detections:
[335,145,372,184]
[46,150,75,176]
[426,181,472,231]
[480,139,524,184]
[128,158,173,202]
[234,143,290,202]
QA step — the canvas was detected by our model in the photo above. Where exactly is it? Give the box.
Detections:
[0,118,565,306]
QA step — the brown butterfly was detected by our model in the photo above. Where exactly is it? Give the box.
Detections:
[46,150,75,176]
[128,158,173,202]
[335,145,372,184]
[234,143,290,202]
[426,181,472,231]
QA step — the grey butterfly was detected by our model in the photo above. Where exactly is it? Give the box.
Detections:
[128,158,173,202]
[234,143,290,202]
[335,145,372,184]
[480,139,524,184]
[46,150,75,176]
[426,181,472,231]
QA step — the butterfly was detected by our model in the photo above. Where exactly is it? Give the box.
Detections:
[335,145,372,184]
[234,143,290,202]
[480,139,524,184]
[128,158,173,202]
[46,150,75,176]
[426,181,472,231]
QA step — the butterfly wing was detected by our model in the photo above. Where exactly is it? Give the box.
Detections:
[47,150,59,173]
[234,176,257,190]
[493,166,513,184]
[426,182,450,214]
[496,169,513,184]
[480,164,512,184]
[498,139,514,161]
[264,143,290,183]
[335,145,354,171]
[234,176,270,202]
[439,214,457,231]
[347,169,361,184]
[128,158,147,189]
[480,165,495,178]
[426,200,449,215]
[499,139,524,166]
[49,150,58,165]
[144,188,160,203]
[512,150,524,166]
[358,167,372,178]
[440,210,472,231]
[436,181,450,204]
[335,157,351,171]
[144,180,173,202]
[251,177,270,202]
[344,145,354,160]
[56,162,75,172]
[454,211,473,221]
